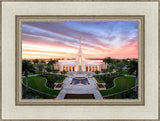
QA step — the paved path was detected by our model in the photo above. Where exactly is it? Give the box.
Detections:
[56,74,103,99]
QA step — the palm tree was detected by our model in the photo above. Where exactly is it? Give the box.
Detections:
[32,59,39,65]
[127,60,138,92]
[122,59,128,65]
[40,59,45,64]
[109,65,114,73]
[48,59,56,71]
[36,64,44,75]
[117,62,125,74]
[103,57,113,73]
[45,66,52,73]
[40,60,46,74]
[22,60,35,90]
[103,57,113,64]
[113,59,120,65]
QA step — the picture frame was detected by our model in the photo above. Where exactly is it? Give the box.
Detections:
[1,0,159,120]
[16,15,145,106]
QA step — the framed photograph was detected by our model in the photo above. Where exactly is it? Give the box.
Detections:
[1,0,159,120]
[16,15,144,106]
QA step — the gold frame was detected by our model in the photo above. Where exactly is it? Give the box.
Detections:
[15,15,145,106]
[1,0,160,121]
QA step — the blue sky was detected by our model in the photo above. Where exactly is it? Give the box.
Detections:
[22,22,138,59]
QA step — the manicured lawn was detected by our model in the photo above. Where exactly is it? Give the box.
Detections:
[23,76,60,96]
[114,71,129,75]
[22,85,55,99]
[100,76,136,96]
[103,88,138,99]
[39,74,66,88]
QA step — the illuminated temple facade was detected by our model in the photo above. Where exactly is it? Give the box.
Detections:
[55,38,107,72]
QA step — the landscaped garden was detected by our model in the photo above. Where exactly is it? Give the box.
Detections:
[100,76,136,96]
[39,74,66,88]
[93,75,105,83]
[94,73,122,89]
[103,88,138,99]
[22,85,55,99]
[55,83,63,88]
[23,76,60,96]
[21,57,138,99]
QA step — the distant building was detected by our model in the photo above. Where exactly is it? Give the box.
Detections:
[54,37,107,72]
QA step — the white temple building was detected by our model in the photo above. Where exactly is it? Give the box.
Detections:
[55,37,107,72]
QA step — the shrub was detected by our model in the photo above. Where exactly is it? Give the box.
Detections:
[93,75,105,83]
[102,69,107,73]
[95,70,100,74]
[97,83,105,88]
[61,70,66,75]
[46,81,54,88]
[55,83,63,88]
[94,73,122,89]
[53,69,59,73]
[45,66,52,72]
[39,74,66,87]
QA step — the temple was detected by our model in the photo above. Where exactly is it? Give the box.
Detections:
[55,37,107,72]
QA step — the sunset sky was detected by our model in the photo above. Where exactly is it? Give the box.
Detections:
[22,22,138,59]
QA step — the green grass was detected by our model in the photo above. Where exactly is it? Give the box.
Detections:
[100,76,136,96]
[39,74,66,88]
[22,85,55,99]
[23,76,60,96]
[103,88,138,99]
[28,73,35,75]
[40,74,66,83]
[114,71,129,75]
[35,71,40,74]
[114,71,136,76]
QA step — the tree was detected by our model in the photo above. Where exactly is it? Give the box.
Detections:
[113,59,120,65]
[22,60,35,90]
[103,57,114,73]
[61,70,66,75]
[122,59,128,65]
[32,59,39,65]
[109,65,114,72]
[116,62,125,74]
[40,60,46,74]
[45,66,52,73]
[48,59,56,71]
[36,64,44,75]
[127,60,138,92]
[95,70,100,74]
[40,60,45,64]
[102,69,107,73]
[103,57,113,64]
[53,69,59,73]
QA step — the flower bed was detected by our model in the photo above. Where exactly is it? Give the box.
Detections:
[54,83,63,90]
[97,83,106,90]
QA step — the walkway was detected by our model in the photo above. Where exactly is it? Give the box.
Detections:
[56,74,103,99]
